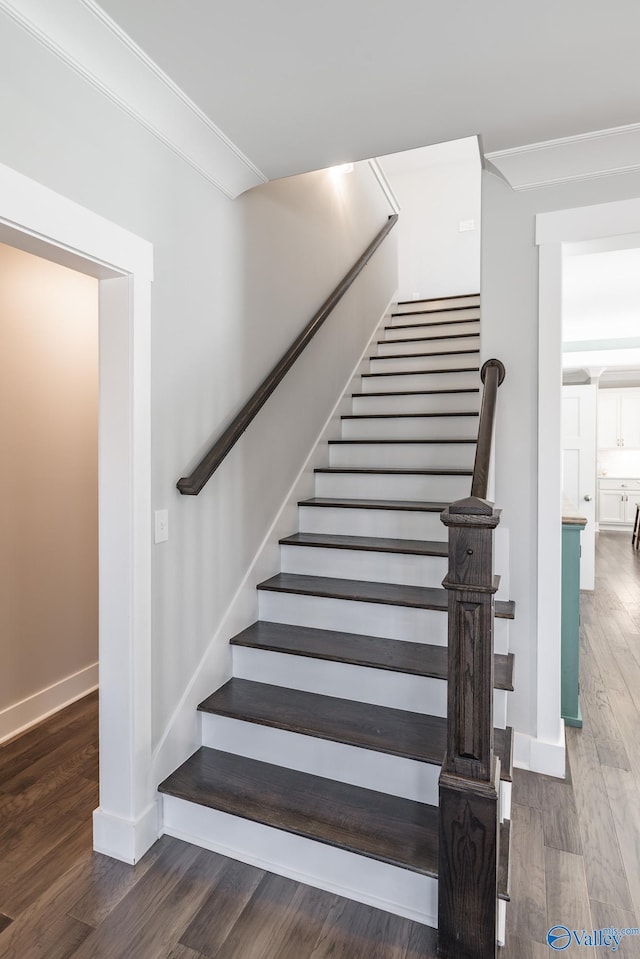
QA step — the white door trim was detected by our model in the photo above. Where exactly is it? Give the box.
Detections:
[0,160,156,863]
[535,196,640,776]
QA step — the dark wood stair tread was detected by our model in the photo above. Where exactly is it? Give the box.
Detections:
[230,620,514,690]
[381,328,479,340]
[197,679,513,781]
[352,388,480,398]
[298,496,449,512]
[389,317,481,329]
[362,367,480,379]
[342,410,479,422]
[279,531,448,555]
[314,466,473,476]
[330,438,477,444]
[397,293,479,305]
[257,572,515,620]
[159,746,439,877]
[365,350,480,362]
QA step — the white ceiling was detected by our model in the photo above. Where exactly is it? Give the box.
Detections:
[379,137,480,176]
[95,0,640,180]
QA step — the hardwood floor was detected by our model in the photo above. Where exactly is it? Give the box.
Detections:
[501,530,640,958]
[1,529,639,957]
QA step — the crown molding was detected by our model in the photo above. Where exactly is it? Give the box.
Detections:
[368,158,401,214]
[485,122,640,192]
[0,0,267,199]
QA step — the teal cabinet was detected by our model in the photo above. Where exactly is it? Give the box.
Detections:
[561,517,586,727]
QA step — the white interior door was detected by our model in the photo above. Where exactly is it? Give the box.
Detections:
[561,384,597,590]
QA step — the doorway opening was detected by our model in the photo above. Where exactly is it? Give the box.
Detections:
[0,161,154,864]
[0,242,99,743]
[561,241,640,586]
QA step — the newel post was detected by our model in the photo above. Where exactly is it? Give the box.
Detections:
[437,496,501,959]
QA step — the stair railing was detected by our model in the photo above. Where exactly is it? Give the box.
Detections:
[177,214,399,496]
[437,358,506,959]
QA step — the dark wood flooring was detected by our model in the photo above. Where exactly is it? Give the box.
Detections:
[1,530,639,957]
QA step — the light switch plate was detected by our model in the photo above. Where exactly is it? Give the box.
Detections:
[459,219,476,232]
[154,509,169,543]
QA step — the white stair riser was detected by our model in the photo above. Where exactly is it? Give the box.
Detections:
[393,300,480,317]
[298,505,446,539]
[388,319,480,336]
[342,416,478,440]
[231,647,509,729]
[280,542,447,587]
[381,330,480,351]
[351,392,480,415]
[232,647,447,716]
[330,442,475,469]
[370,352,479,372]
[201,714,441,804]
[162,796,439,928]
[314,471,470,501]
[259,590,449,644]
[362,370,479,392]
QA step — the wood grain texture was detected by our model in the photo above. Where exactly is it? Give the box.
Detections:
[566,726,634,911]
[159,747,440,876]
[544,847,591,933]
[256,572,515,618]
[2,533,639,958]
[350,388,480,400]
[508,803,548,945]
[197,679,512,775]
[341,412,479,423]
[362,365,480,380]
[309,897,412,959]
[298,496,448,512]
[540,779,583,855]
[230,620,514,688]
[279,531,449,554]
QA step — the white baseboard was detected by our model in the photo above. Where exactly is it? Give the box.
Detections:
[93,800,160,864]
[513,730,566,778]
[0,662,99,744]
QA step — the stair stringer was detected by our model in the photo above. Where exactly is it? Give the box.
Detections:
[150,297,396,794]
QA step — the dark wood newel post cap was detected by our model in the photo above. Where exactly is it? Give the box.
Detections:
[441,497,501,527]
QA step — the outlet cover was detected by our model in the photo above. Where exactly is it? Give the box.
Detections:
[459,219,476,232]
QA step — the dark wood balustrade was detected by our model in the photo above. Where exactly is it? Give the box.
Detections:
[177,214,398,496]
[438,358,506,959]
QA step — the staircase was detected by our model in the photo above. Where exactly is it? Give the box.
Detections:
[160,293,514,945]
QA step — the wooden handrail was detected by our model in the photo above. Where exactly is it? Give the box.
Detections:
[177,214,399,495]
[471,358,506,500]
[437,356,507,959]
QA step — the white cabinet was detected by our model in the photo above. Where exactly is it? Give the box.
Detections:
[598,478,640,527]
[597,389,640,448]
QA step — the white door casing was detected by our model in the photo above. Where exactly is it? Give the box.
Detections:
[536,196,640,778]
[561,385,596,590]
[0,160,155,864]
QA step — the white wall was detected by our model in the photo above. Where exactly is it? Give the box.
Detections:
[481,167,640,767]
[380,140,481,299]
[0,18,396,762]
[0,243,98,739]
